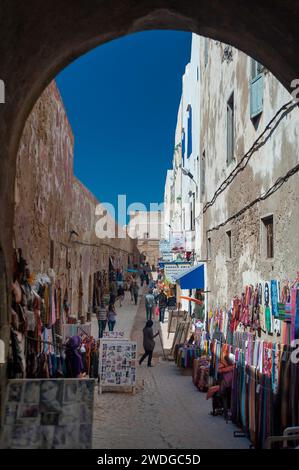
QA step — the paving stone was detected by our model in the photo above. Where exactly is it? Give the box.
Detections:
[92,288,250,449]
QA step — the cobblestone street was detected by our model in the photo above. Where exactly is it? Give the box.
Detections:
[92,290,249,449]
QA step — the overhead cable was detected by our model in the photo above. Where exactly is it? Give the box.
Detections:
[207,161,299,234]
[203,100,297,214]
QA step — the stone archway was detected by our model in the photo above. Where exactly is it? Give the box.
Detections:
[0,0,299,398]
[0,244,9,415]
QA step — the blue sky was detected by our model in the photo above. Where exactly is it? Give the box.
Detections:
[56,31,191,221]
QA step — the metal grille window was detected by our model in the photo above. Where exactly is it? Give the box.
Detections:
[262,215,274,259]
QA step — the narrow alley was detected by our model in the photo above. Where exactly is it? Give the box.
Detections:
[92,289,249,449]
[1,4,299,456]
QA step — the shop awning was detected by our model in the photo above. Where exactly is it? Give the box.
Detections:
[175,263,205,289]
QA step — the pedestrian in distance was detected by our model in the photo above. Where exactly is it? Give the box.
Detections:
[129,278,134,301]
[145,288,156,321]
[117,284,125,307]
[139,320,159,367]
[107,303,117,331]
[132,281,139,305]
[97,301,107,338]
[157,289,168,323]
[65,335,85,378]
[109,280,117,305]
[153,285,160,301]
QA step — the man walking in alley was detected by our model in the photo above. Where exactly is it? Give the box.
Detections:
[139,320,159,367]
[132,281,139,305]
[117,283,125,307]
[145,288,155,321]
[157,289,168,323]
[97,301,107,338]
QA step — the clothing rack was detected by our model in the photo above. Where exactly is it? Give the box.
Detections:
[211,336,294,352]
[25,335,66,351]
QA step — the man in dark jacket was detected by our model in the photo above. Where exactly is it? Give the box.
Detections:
[157,289,168,323]
[139,320,159,367]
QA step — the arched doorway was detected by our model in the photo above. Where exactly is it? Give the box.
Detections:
[1,3,299,300]
[0,0,299,421]
[0,244,8,414]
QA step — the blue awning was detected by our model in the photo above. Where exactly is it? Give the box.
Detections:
[175,263,205,289]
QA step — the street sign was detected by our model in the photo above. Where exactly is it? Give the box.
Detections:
[170,231,185,253]
[98,340,137,394]
[164,262,191,283]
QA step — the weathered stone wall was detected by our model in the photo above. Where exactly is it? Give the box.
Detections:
[14,80,139,320]
[198,39,299,329]
[14,81,73,297]
[137,239,160,268]
[71,178,139,316]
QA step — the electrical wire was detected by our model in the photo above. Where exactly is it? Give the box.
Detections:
[207,160,299,234]
[202,100,297,214]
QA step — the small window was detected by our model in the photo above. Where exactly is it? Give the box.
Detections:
[262,215,274,259]
[226,230,232,259]
[200,150,206,199]
[227,92,235,165]
[187,105,192,158]
[50,240,54,268]
[207,237,212,259]
[204,38,209,67]
[190,193,195,231]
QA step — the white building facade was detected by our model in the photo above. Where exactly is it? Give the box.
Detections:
[163,34,299,340]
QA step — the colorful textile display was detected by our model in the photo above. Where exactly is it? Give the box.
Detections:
[175,344,202,369]
[231,346,299,448]
[9,250,100,381]
[193,356,211,391]
[207,279,299,343]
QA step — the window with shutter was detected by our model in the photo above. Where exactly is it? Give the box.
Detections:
[250,59,264,119]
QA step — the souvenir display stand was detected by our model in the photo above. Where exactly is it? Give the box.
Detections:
[98,340,137,395]
[1,378,95,449]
